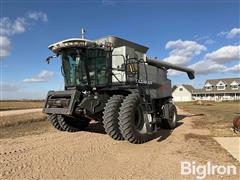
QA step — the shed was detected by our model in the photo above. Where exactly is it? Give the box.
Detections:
[172,85,195,102]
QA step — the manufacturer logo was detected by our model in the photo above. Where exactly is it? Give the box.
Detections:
[137,79,153,85]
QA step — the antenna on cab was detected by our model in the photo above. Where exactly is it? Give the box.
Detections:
[80,28,85,39]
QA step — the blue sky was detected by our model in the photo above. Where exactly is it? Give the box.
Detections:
[0,0,239,99]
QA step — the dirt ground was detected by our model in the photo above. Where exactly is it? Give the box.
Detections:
[176,101,240,137]
[0,108,239,179]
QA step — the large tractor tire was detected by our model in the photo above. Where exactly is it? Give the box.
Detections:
[103,95,124,140]
[48,114,65,131]
[119,93,151,144]
[160,103,177,129]
[58,115,90,132]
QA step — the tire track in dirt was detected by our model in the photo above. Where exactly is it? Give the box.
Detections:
[0,132,120,179]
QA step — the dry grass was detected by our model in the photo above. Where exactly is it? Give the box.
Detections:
[0,101,44,111]
[176,101,240,137]
[0,120,52,139]
[0,112,47,128]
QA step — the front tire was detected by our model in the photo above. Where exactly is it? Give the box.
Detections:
[58,115,90,132]
[119,93,151,144]
[48,114,65,131]
[103,95,124,140]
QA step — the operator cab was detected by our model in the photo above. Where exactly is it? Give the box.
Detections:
[48,38,112,90]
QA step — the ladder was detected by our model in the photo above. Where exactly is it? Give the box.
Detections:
[126,58,156,133]
[125,58,152,112]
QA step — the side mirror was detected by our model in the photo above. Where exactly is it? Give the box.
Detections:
[46,55,58,64]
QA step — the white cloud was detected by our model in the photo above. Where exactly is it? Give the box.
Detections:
[0,12,47,36]
[162,39,206,65]
[204,39,215,45]
[194,35,215,45]
[0,11,47,58]
[205,45,240,64]
[162,56,187,65]
[23,70,54,83]
[27,12,48,22]
[189,60,226,74]
[0,17,24,36]
[0,36,11,57]
[0,17,27,36]
[165,44,240,76]
[227,28,240,38]
[188,45,240,75]
[161,40,238,76]
[218,28,240,39]
[13,18,26,34]
[224,64,240,73]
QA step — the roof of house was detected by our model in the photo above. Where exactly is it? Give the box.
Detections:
[193,77,240,94]
[182,84,195,93]
[205,78,240,86]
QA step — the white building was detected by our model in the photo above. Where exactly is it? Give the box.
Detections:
[193,78,240,101]
[172,84,194,102]
[172,78,240,102]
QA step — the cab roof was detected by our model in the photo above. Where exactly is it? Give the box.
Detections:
[48,36,149,54]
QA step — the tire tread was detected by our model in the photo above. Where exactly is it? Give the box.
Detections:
[103,95,124,140]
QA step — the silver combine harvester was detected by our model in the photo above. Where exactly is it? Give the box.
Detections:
[43,32,194,144]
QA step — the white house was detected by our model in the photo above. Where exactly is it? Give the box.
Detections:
[193,78,240,101]
[172,78,240,102]
[172,84,194,102]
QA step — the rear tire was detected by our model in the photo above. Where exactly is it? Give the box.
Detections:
[48,114,65,131]
[119,93,151,144]
[161,103,177,129]
[103,95,124,140]
[58,115,90,132]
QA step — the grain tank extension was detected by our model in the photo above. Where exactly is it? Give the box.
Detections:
[43,35,195,144]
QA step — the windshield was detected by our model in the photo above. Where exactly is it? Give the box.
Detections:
[61,48,109,87]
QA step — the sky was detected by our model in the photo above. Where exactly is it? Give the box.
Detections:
[0,0,239,99]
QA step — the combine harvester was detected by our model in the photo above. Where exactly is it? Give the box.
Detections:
[43,30,195,144]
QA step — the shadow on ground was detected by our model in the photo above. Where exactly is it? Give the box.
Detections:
[78,113,206,143]
[154,121,183,142]
[85,122,106,134]
[177,113,204,121]
[152,113,205,142]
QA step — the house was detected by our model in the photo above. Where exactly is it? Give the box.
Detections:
[172,84,195,102]
[172,77,240,102]
[193,78,240,101]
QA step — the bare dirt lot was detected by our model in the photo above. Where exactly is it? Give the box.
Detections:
[0,108,239,179]
[176,101,240,137]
